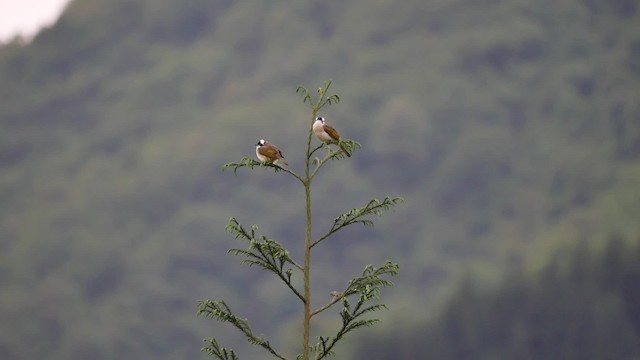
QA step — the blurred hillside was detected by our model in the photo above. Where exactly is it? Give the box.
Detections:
[355,235,640,359]
[1,0,639,359]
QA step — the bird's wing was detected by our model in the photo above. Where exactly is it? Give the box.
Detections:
[323,123,341,140]
[259,145,280,159]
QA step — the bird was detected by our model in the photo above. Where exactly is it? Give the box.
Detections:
[313,116,351,157]
[255,139,288,165]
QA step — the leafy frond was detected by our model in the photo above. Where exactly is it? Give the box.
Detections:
[338,139,361,156]
[322,139,362,160]
[308,140,362,180]
[197,301,287,360]
[312,197,404,248]
[201,338,239,360]
[223,158,281,175]
[311,261,399,359]
[197,300,253,333]
[297,85,311,103]
[316,80,340,108]
[335,197,403,228]
[353,303,388,318]
[225,218,305,301]
[225,217,254,241]
[343,319,381,333]
[345,261,399,295]
[223,158,303,183]
[321,92,340,107]
[310,336,335,359]
[299,80,340,112]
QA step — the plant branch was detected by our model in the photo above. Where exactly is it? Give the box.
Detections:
[311,261,398,318]
[311,197,404,248]
[223,158,304,184]
[311,261,399,359]
[309,140,360,181]
[226,217,305,302]
[201,338,239,360]
[198,301,287,360]
[309,144,325,158]
[310,291,352,318]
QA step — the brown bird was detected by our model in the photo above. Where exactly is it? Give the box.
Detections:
[312,116,351,157]
[255,139,288,165]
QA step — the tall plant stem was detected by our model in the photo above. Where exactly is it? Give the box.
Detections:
[302,107,317,360]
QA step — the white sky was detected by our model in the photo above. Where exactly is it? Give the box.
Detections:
[0,0,72,42]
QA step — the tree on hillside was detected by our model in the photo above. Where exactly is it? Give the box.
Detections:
[353,235,640,360]
[197,81,403,360]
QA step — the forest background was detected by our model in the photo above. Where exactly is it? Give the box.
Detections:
[1,0,639,359]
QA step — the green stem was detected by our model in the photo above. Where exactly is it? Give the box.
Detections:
[302,107,317,360]
[303,182,311,360]
[302,82,332,360]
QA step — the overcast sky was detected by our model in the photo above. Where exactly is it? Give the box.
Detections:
[0,0,72,42]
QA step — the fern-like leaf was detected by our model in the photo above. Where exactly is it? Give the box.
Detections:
[312,198,404,248]
[224,218,305,301]
[223,158,282,175]
[201,338,239,360]
[197,300,287,360]
[312,261,399,360]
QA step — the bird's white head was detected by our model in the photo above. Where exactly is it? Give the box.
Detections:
[315,116,325,123]
[256,139,266,146]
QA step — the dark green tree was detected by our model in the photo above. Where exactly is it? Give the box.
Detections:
[197,81,402,360]
[354,236,640,360]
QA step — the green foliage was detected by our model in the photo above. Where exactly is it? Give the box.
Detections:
[197,83,401,360]
[201,338,239,360]
[296,84,340,107]
[198,300,287,360]
[313,197,404,248]
[309,262,399,359]
[223,158,299,179]
[225,217,304,301]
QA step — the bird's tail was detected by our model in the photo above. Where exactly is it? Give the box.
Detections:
[277,158,289,166]
[339,142,351,157]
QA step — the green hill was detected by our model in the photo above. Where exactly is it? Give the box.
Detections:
[354,235,640,359]
[1,0,639,358]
